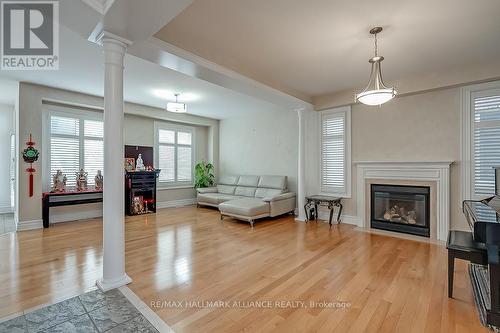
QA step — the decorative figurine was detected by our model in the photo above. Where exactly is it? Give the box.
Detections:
[132,196,145,214]
[52,170,67,192]
[136,154,145,171]
[124,158,135,172]
[95,170,103,190]
[75,169,88,191]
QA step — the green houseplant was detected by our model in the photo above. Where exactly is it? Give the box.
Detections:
[194,161,215,188]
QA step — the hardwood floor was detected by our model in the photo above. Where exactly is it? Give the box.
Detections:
[0,206,488,332]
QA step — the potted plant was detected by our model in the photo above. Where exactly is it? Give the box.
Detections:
[194,161,215,188]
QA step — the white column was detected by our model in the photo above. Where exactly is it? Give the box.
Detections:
[96,35,132,292]
[296,108,307,221]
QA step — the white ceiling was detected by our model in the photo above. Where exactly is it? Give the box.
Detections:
[0,24,288,119]
[156,0,500,99]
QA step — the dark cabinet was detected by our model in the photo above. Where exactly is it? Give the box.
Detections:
[125,171,160,216]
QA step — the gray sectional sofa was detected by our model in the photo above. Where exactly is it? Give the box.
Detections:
[196,175,296,227]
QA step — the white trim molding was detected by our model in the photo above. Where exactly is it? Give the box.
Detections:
[355,161,454,241]
[0,206,13,214]
[317,211,361,226]
[157,198,197,209]
[17,219,43,231]
[118,286,174,333]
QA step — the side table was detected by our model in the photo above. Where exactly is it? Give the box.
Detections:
[304,195,343,227]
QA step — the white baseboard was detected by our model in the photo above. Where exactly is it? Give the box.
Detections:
[0,205,13,214]
[50,209,103,224]
[16,199,196,231]
[17,219,43,231]
[157,198,196,209]
[341,215,363,226]
[119,286,174,333]
[317,211,361,226]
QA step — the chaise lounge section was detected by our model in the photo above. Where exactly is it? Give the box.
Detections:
[196,175,296,227]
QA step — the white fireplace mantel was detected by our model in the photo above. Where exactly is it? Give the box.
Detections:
[355,161,454,241]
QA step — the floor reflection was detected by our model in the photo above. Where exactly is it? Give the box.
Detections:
[155,224,192,290]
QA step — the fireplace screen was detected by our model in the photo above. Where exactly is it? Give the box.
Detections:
[371,184,430,237]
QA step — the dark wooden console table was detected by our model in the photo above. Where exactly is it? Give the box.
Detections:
[42,190,103,228]
[304,195,343,227]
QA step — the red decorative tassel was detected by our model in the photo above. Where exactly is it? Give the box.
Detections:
[26,167,35,197]
[29,173,33,197]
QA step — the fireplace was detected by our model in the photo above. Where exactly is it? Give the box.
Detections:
[370,184,430,237]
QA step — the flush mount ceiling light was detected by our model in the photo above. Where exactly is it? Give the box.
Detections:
[166,93,187,113]
[355,27,397,106]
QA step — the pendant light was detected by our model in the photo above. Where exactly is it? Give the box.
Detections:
[166,93,187,113]
[355,27,397,106]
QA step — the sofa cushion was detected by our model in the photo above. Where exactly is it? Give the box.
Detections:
[219,175,239,185]
[198,193,238,205]
[196,186,218,194]
[197,193,221,205]
[237,175,260,187]
[217,184,236,194]
[219,198,270,217]
[255,188,284,198]
[217,194,239,203]
[235,186,257,197]
[258,176,287,190]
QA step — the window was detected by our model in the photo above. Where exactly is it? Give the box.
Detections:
[46,110,103,189]
[155,123,194,185]
[463,82,500,198]
[320,106,351,196]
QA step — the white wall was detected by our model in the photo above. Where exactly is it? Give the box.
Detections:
[0,104,14,213]
[306,86,467,230]
[219,109,298,193]
[17,82,219,227]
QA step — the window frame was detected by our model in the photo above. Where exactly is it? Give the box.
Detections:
[42,105,104,191]
[154,121,195,188]
[461,80,500,200]
[319,106,352,198]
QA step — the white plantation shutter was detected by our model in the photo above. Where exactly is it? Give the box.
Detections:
[177,146,192,181]
[84,139,103,186]
[321,107,351,195]
[50,116,80,187]
[159,145,175,182]
[48,112,103,190]
[84,120,104,138]
[178,131,192,145]
[51,116,79,136]
[83,120,104,186]
[156,126,194,185]
[50,136,80,187]
[473,91,500,196]
[159,129,175,144]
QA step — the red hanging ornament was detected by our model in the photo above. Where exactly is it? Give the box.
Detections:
[22,134,39,197]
